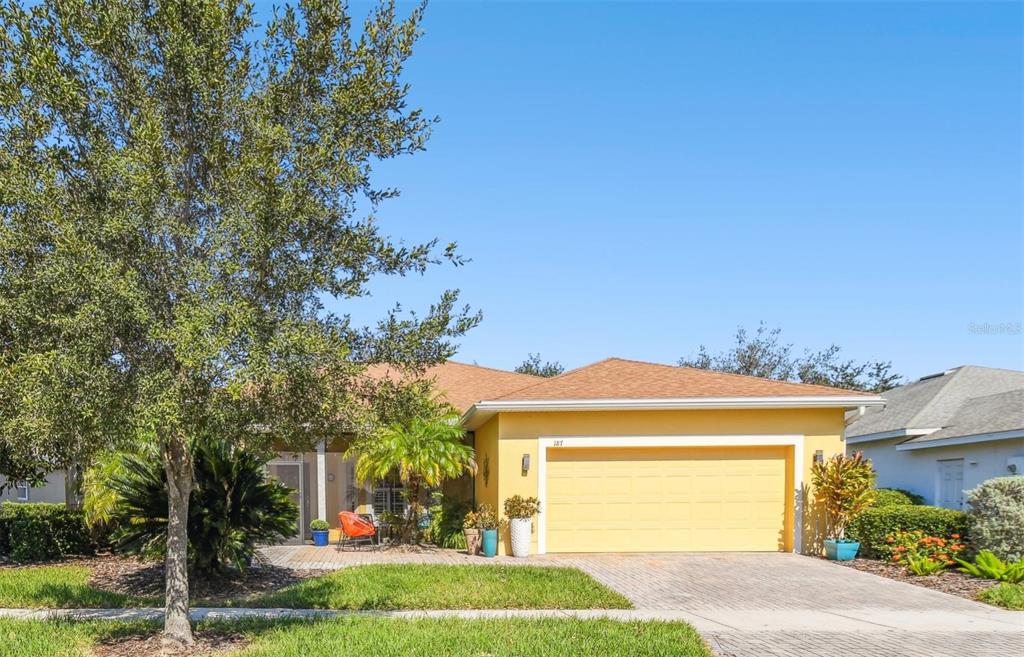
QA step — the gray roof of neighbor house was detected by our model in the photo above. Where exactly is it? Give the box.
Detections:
[846,365,1024,443]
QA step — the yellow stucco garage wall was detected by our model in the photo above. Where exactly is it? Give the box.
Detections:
[490,408,846,556]
[473,415,500,512]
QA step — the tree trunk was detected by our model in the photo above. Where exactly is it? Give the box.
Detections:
[64,463,82,510]
[162,433,194,646]
[406,477,422,543]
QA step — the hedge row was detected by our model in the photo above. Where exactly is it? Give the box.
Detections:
[847,505,969,558]
[0,502,100,562]
[873,488,925,508]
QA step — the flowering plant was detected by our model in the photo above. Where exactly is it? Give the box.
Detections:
[882,530,966,571]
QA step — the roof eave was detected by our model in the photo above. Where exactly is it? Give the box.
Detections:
[895,428,1024,451]
[846,427,943,445]
[460,395,884,430]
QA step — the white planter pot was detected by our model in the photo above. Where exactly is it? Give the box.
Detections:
[510,517,532,558]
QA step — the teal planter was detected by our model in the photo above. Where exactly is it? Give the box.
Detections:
[481,529,498,557]
[825,538,860,561]
[312,530,330,547]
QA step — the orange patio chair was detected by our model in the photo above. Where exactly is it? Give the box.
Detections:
[337,511,378,551]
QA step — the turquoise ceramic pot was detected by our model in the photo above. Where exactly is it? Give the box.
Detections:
[481,529,498,557]
[824,538,860,561]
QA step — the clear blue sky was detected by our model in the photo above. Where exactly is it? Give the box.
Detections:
[264,1,1024,381]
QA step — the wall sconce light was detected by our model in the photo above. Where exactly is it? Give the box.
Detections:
[814,450,824,464]
[521,454,531,475]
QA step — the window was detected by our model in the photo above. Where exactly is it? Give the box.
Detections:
[15,482,29,502]
[372,482,406,516]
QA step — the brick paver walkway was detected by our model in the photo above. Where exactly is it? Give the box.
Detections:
[260,546,1023,657]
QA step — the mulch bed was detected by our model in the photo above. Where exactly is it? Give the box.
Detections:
[834,557,997,600]
[92,628,248,657]
[82,555,329,602]
[375,542,449,554]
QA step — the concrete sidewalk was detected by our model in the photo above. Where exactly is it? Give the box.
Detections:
[1,605,1021,634]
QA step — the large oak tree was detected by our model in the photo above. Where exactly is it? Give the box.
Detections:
[0,0,478,644]
[679,323,901,393]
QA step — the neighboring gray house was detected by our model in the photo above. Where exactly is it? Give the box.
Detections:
[847,365,1024,509]
[0,470,70,505]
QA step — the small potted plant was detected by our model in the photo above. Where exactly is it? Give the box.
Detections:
[310,519,331,547]
[463,509,482,555]
[477,504,501,558]
[811,452,877,561]
[503,495,540,558]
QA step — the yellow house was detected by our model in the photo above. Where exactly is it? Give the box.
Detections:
[460,358,883,556]
[281,358,883,554]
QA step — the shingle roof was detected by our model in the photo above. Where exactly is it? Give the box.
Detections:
[902,389,1024,444]
[363,361,542,413]
[491,357,874,401]
[847,365,1024,440]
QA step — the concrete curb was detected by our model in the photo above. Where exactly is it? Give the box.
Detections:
[0,606,1020,633]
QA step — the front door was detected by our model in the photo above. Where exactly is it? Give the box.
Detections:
[937,459,964,509]
[267,462,304,544]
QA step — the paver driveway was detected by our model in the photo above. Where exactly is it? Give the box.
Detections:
[262,547,1022,657]
[555,552,1023,657]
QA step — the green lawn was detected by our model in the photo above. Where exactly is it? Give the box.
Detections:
[233,617,709,657]
[0,566,156,608]
[0,564,629,611]
[978,583,1024,610]
[0,618,153,657]
[232,564,632,610]
[0,617,712,657]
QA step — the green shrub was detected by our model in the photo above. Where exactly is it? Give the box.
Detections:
[906,551,947,576]
[847,505,969,558]
[104,438,298,577]
[873,488,925,507]
[956,550,1024,583]
[0,502,98,561]
[978,582,1024,610]
[310,519,330,532]
[964,476,1024,562]
[424,491,469,550]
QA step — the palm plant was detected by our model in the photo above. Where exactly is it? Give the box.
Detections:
[83,451,137,529]
[347,411,476,542]
[105,438,298,577]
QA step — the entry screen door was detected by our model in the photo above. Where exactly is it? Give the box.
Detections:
[268,462,303,543]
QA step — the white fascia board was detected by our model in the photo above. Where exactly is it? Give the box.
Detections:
[846,427,942,445]
[895,429,1024,451]
[461,395,884,429]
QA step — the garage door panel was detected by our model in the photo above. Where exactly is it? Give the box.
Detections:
[545,446,789,553]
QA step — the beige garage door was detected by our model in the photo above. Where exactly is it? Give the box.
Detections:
[545,446,789,553]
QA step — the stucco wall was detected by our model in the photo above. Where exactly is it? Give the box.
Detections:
[490,408,846,555]
[856,437,1024,507]
[0,471,67,504]
[473,416,500,512]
